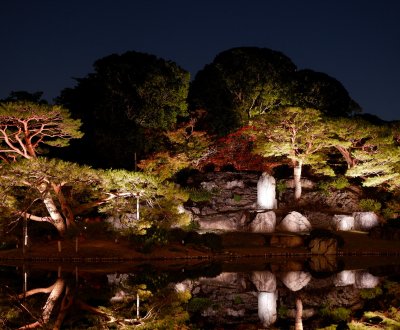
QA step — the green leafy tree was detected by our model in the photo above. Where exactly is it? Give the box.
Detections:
[189,47,296,135]
[0,101,82,163]
[251,107,335,200]
[57,51,190,169]
[0,158,189,236]
[329,117,400,188]
[138,119,212,181]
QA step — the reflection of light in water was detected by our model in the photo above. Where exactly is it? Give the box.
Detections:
[251,271,276,292]
[258,291,277,327]
[335,270,356,286]
[257,173,276,209]
[355,271,380,288]
[280,271,311,291]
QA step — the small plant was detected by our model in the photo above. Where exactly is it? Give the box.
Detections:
[359,198,382,212]
[233,295,243,304]
[330,176,350,190]
[320,306,351,322]
[360,287,383,299]
[233,194,242,202]
[276,180,287,194]
[317,180,331,196]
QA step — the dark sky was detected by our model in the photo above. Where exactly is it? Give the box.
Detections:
[1,0,399,121]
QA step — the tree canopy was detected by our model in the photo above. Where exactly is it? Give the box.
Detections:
[189,47,361,136]
[0,101,82,162]
[57,51,190,169]
[251,107,335,199]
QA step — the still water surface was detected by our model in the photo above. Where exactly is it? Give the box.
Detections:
[1,256,399,329]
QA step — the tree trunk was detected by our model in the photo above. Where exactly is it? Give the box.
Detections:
[41,278,66,324]
[334,146,356,168]
[293,160,302,200]
[295,297,303,330]
[51,183,76,229]
[38,182,66,235]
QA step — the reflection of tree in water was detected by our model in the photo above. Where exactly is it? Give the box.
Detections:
[0,263,399,329]
[1,266,193,329]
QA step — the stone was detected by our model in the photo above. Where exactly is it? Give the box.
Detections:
[225,180,245,189]
[277,211,312,233]
[257,172,277,209]
[249,211,276,233]
[258,291,277,327]
[309,238,337,255]
[333,215,354,231]
[334,270,356,287]
[280,271,312,291]
[353,212,379,231]
[354,271,380,289]
[198,216,238,230]
[251,271,276,292]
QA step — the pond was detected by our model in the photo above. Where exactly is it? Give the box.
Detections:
[1,256,400,329]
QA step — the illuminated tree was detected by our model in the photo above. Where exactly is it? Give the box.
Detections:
[330,117,400,188]
[138,119,212,180]
[251,107,335,200]
[0,158,189,236]
[0,101,82,163]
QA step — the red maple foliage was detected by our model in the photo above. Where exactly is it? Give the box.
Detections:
[197,127,282,172]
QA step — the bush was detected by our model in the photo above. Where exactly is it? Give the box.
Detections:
[330,176,350,190]
[276,180,287,194]
[359,199,382,212]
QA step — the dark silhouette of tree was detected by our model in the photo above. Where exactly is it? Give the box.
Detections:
[1,90,48,104]
[289,69,361,117]
[189,47,296,135]
[57,51,190,169]
[189,47,360,136]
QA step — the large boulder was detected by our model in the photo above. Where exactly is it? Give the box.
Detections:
[354,271,380,289]
[251,271,276,292]
[249,211,276,233]
[333,215,354,231]
[277,211,312,233]
[334,270,356,287]
[280,271,312,291]
[257,172,277,209]
[353,212,379,231]
[198,216,238,230]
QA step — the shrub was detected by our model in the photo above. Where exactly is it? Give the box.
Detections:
[330,176,350,190]
[276,180,287,194]
[359,199,382,212]
[317,180,331,196]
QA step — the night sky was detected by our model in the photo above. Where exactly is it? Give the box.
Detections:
[1,0,399,121]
